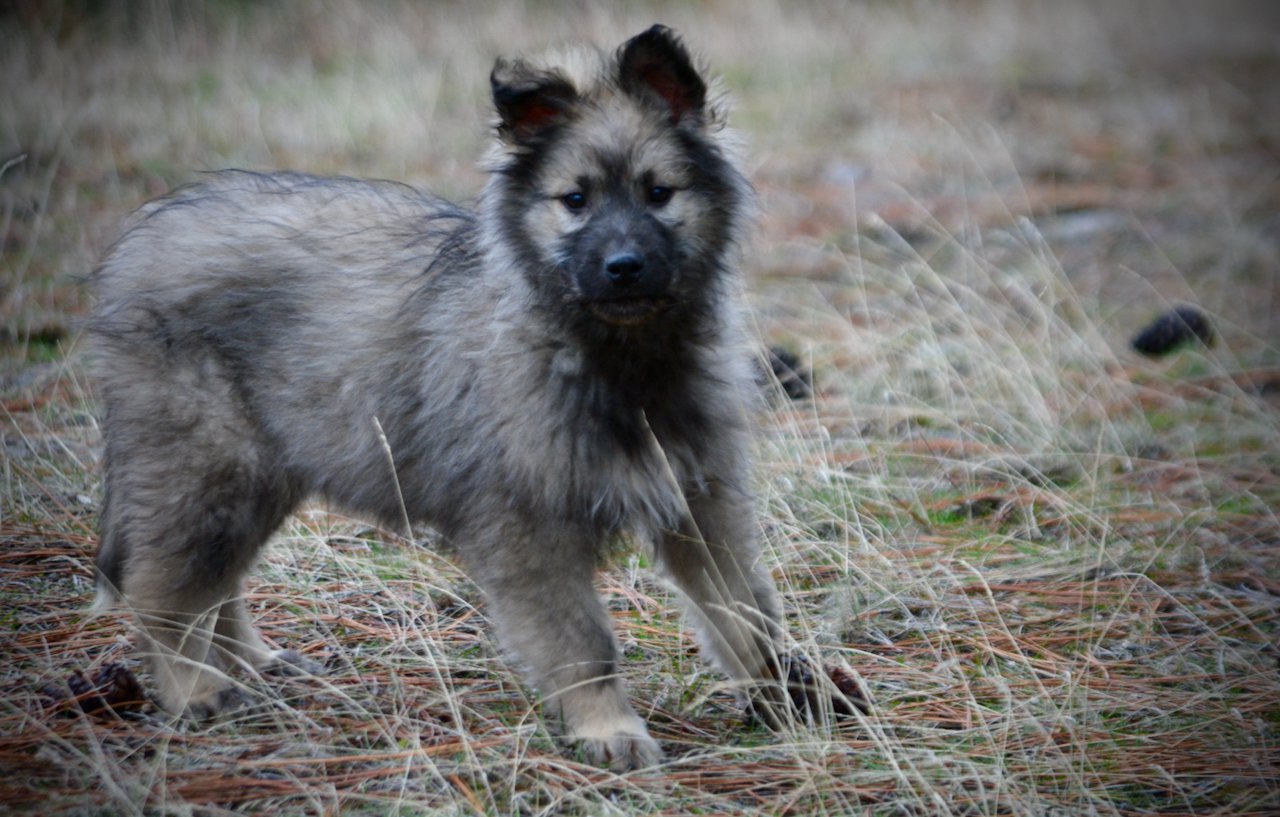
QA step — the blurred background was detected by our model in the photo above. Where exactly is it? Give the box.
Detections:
[2,0,1277,370]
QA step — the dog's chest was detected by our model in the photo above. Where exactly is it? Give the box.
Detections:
[532,348,703,531]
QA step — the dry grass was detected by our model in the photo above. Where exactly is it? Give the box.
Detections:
[3,1,1278,815]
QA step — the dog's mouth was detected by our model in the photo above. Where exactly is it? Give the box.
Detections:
[585,297,672,326]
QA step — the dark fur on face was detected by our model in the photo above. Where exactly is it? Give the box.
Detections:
[487,27,747,362]
[91,26,784,771]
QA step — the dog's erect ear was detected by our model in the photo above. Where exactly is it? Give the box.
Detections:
[618,25,707,126]
[491,59,580,144]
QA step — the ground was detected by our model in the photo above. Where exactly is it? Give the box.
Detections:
[2,2,1278,815]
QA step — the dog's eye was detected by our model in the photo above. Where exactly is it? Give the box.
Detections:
[561,191,588,212]
[647,186,674,207]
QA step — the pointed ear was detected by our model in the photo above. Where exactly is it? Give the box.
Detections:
[490,58,579,144]
[617,25,707,126]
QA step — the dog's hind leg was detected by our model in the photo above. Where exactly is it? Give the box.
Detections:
[96,368,301,719]
[107,471,299,719]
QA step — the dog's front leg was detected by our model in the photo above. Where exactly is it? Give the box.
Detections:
[461,518,662,770]
[655,479,785,707]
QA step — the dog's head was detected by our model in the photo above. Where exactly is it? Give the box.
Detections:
[485,26,749,333]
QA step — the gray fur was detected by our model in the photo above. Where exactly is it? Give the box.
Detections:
[91,25,781,770]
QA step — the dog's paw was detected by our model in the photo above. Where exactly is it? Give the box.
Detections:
[262,648,324,677]
[573,730,663,772]
[749,655,867,728]
[567,711,663,771]
[177,684,256,722]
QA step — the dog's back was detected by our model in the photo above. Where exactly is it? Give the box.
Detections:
[92,171,484,551]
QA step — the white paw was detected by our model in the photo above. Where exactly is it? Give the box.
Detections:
[174,684,255,722]
[263,648,324,676]
[567,712,663,771]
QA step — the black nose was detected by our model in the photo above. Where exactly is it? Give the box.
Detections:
[604,253,644,285]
